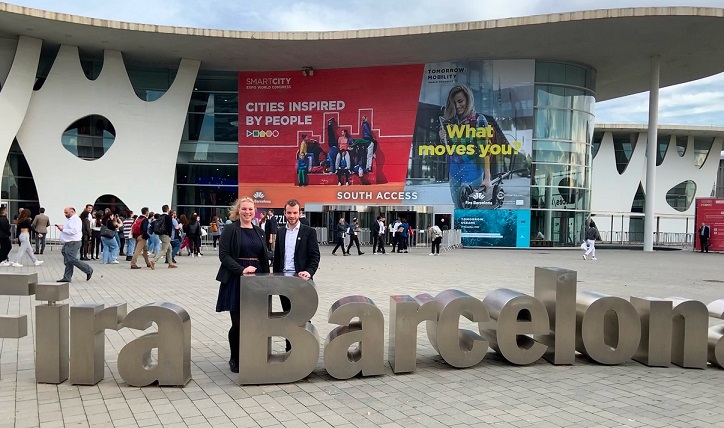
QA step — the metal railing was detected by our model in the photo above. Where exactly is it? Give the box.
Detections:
[598,231,693,247]
[315,227,462,251]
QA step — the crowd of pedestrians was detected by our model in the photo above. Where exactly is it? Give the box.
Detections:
[0,203,226,279]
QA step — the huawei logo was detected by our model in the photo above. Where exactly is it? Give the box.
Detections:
[253,191,265,199]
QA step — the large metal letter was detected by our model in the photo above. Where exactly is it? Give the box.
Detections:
[576,291,640,364]
[35,282,70,383]
[427,290,489,368]
[665,297,708,369]
[0,272,36,379]
[481,289,549,365]
[533,267,577,364]
[70,303,127,385]
[631,297,673,367]
[388,294,437,373]
[707,299,724,368]
[324,296,384,379]
[117,303,191,387]
[238,275,319,385]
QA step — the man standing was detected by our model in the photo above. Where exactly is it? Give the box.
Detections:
[31,207,50,255]
[130,207,151,269]
[699,221,711,253]
[376,215,386,254]
[273,199,320,352]
[345,217,364,256]
[81,204,92,260]
[54,206,93,282]
[265,209,278,252]
[150,204,177,269]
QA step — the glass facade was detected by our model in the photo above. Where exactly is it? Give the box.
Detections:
[531,61,596,245]
[177,71,239,222]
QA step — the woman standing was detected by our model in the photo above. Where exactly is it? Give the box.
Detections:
[10,209,43,267]
[90,211,103,260]
[101,212,120,264]
[185,213,202,256]
[215,197,270,373]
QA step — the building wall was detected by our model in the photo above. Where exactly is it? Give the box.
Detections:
[591,129,722,236]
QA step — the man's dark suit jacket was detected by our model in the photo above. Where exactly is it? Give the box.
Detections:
[273,223,320,277]
[700,225,711,239]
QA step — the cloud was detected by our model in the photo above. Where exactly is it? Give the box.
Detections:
[596,73,724,126]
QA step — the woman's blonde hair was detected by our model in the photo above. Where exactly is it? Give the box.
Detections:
[228,197,254,221]
[443,84,475,121]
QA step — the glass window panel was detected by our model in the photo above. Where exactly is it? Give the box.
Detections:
[177,141,238,164]
[611,132,637,174]
[656,134,670,166]
[176,164,239,185]
[666,180,696,212]
[565,64,587,87]
[676,135,687,157]
[532,163,587,189]
[175,185,239,208]
[535,108,572,141]
[693,137,713,168]
[1,177,38,200]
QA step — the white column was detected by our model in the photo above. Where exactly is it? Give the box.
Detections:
[644,56,660,252]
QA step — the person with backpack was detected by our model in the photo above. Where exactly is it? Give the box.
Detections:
[149,204,176,269]
[146,213,161,256]
[130,207,151,269]
[184,212,202,257]
[210,215,223,249]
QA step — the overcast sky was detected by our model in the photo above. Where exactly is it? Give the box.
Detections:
[8,0,724,127]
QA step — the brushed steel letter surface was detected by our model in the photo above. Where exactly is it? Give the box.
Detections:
[631,297,673,367]
[35,304,69,383]
[70,303,127,385]
[427,290,489,368]
[707,325,724,368]
[707,299,724,368]
[482,289,549,365]
[388,294,437,373]
[664,297,708,369]
[533,267,577,364]
[324,296,384,379]
[117,303,191,387]
[0,272,37,295]
[238,275,319,385]
[36,282,69,302]
[576,292,640,364]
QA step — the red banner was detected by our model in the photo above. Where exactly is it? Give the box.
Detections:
[238,65,424,207]
[694,197,724,251]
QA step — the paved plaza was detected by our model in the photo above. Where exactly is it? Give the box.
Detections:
[1,244,724,428]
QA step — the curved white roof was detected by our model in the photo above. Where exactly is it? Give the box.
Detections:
[0,3,723,100]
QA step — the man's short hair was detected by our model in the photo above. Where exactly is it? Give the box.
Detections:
[141,207,149,215]
[162,204,169,212]
[86,204,93,209]
[285,199,301,209]
[39,207,45,213]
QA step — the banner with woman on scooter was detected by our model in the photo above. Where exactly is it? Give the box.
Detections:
[409,60,534,247]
